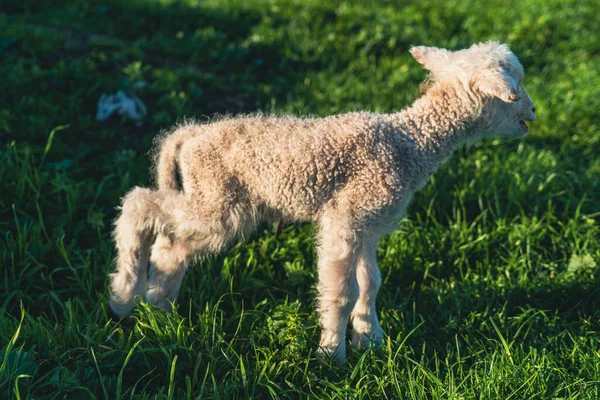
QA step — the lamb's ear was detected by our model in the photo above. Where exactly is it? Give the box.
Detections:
[409,46,451,72]
[472,68,520,103]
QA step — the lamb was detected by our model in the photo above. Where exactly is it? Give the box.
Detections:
[108,41,536,363]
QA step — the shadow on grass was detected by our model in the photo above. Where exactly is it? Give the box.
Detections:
[381,267,600,364]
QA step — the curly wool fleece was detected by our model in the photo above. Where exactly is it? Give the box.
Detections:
[109,41,536,363]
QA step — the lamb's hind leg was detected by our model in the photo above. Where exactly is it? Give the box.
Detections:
[145,233,196,312]
[350,236,385,350]
[144,191,209,312]
[145,193,257,312]
[110,188,169,317]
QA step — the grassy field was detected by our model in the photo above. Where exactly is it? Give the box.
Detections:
[1,0,600,398]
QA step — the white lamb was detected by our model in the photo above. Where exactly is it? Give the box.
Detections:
[108,41,536,363]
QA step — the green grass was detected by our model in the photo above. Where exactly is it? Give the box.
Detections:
[1,0,600,398]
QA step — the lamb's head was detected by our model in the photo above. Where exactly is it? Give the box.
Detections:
[410,41,536,139]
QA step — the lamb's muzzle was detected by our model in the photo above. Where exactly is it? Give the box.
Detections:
[108,41,536,364]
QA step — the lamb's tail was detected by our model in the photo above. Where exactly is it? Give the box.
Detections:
[155,127,192,191]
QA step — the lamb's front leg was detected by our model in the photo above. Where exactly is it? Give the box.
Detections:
[315,219,360,364]
[350,237,385,350]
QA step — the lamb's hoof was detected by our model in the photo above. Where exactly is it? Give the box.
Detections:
[109,310,135,327]
[317,342,347,365]
[351,329,385,351]
[108,301,135,326]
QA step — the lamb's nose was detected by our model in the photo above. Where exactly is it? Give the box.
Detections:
[532,107,536,113]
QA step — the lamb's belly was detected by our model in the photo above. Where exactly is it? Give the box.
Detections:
[247,177,333,222]
[366,193,415,236]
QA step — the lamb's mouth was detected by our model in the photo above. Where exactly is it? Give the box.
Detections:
[519,120,528,132]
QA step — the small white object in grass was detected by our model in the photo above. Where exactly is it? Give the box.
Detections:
[96,90,147,126]
[132,81,148,89]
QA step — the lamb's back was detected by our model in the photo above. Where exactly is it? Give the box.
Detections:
[185,113,413,221]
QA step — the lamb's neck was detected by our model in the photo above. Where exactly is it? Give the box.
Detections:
[388,87,480,168]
